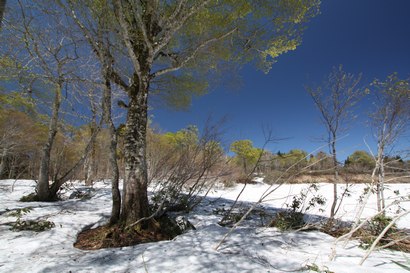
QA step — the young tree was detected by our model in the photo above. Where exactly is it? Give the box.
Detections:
[369,73,410,212]
[230,140,261,174]
[60,0,320,226]
[306,65,363,219]
[59,1,124,223]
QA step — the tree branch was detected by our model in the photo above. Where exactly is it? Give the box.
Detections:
[113,0,142,84]
[153,0,213,56]
[151,27,237,78]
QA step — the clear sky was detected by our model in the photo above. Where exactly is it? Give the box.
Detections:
[150,0,410,159]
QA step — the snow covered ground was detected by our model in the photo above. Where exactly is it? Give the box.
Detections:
[0,179,409,273]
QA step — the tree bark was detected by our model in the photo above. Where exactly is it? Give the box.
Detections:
[120,79,150,226]
[375,143,385,213]
[0,149,7,179]
[85,120,97,186]
[37,84,62,201]
[103,69,121,225]
[329,134,339,219]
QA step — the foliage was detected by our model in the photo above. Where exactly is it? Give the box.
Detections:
[19,193,40,202]
[368,215,396,235]
[359,214,398,249]
[345,150,374,172]
[272,149,308,171]
[7,207,33,217]
[305,263,334,273]
[273,209,305,231]
[230,140,262,173]
[12,219,55,232]
[7,206,55,232]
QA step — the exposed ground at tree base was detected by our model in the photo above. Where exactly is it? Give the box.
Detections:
[74,216,182,250]
[74,225,168,250]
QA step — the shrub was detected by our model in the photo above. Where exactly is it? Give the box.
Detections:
[8,206,55,232]
[359,214,397,249]
[12,219,55,232]
[7,207,32,217]
[20,193,39,202]
[272,210,305,231]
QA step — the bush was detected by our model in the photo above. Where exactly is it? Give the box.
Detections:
[20,193,39,202]
[7,207,32,217]
[305,263,334,273]
[8,206,55,232]
[271,210,305,231]
[12,219,55,232]
[369,214,396,235]
[359,214,397,249]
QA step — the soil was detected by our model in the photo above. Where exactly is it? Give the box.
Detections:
[74,216,182,250]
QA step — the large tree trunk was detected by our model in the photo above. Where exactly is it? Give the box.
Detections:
[120,80,150,226]
[37,84,62,201]
[103,70,121,225]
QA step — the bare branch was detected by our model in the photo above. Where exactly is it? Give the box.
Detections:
[113,0,142,84]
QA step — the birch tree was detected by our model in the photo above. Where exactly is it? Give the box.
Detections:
[369,73,410,212]
[306,65,363,219]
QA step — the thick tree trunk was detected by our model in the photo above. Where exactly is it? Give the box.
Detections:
[37,84,62,201]
[120,81,150,226]
[109,118,120,225]
[102,71,121,225]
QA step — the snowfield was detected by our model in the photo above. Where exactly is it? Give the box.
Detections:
[0,179,409,273]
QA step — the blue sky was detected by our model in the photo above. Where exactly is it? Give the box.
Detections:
[151,0,410,159]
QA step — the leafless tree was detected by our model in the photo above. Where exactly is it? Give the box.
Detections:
[3,1,102,200]
[306,65,363,219]
[60,0,123,223]
[368,73,410,212]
